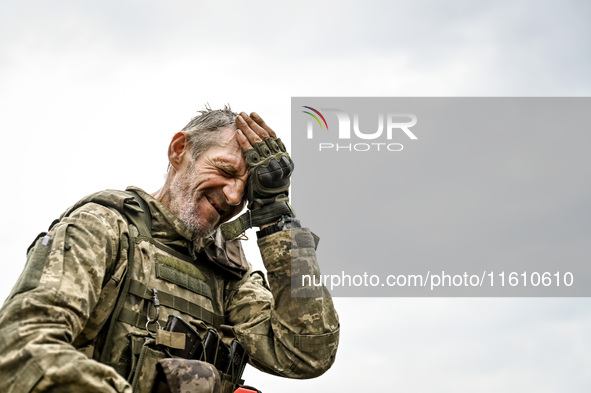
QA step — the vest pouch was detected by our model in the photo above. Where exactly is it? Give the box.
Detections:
[130,337,166,393]
[152,358,221,393]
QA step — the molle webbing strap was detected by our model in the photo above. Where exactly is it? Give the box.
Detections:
[125,190,153,237]
[118,308,167,333]
[126,280,225,328]
[99,190,153,365]
[99,254,132,365]
[220,201,293,240]
[155,263,212,299]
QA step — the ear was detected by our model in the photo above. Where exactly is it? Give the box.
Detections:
[168,132,189,171]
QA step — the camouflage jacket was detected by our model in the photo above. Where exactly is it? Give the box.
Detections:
[0,187,339,393]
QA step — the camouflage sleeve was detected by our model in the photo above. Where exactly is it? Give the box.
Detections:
[226,227,340,378]
[0,203,132,393]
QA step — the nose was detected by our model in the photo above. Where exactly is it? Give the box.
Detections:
[223,178,245,206]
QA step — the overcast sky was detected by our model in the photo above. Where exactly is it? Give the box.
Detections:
[1,1,590,392]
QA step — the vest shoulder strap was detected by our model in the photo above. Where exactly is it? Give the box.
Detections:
[61,189,152,237]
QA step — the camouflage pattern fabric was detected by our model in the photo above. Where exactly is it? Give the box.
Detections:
[0,187,339,392]
[152,359,221,393]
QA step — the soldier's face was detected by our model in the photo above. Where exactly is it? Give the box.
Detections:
[169,127,247,237]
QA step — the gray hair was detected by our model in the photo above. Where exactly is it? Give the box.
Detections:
[180,104,238,160]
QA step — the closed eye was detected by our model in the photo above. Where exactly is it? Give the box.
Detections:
[212,158,238,177]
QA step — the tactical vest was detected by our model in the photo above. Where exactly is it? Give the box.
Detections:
[63,190,251,393]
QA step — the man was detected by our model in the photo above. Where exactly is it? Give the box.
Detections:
[0,107,340,393]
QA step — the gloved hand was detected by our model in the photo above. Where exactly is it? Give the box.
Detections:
[236,112,294,210]
[243,136,294,209]
[220,113,295,240]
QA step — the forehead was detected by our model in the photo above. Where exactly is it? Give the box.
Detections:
[202,126,243,162]
[217,126,239,147]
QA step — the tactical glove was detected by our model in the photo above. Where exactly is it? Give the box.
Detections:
[220,137,295,240]
[243,137,294,209]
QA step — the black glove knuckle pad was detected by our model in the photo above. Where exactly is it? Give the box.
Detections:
[244,150,261,164]
[245,138,294,208]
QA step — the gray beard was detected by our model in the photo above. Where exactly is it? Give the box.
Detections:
[168,165,216,239]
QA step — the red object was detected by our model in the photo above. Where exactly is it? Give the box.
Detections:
[234,388,258,393]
